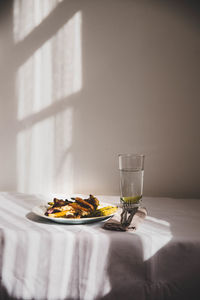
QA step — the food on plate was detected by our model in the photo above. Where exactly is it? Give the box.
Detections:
[45,195,117,219]
[92,206,118,217]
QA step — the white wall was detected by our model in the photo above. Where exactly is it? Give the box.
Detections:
[0,0,200,198]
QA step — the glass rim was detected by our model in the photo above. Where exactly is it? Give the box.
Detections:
[118,153,145,158]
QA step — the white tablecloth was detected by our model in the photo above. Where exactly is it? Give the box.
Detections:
[0,192,200,300]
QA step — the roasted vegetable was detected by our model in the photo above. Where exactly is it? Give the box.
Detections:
[45,195,117,219]
[86,195,99,210]
[92,206,117,217]
[48,211,69,218]
[74,197,95,211]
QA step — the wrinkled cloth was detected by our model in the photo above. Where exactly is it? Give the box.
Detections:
[103,207,147,231]
[0,192,200,300]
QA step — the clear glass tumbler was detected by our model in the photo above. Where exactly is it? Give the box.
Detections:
[119,154,145,206]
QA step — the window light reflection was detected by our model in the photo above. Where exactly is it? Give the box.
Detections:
[54,107,74,193]
[17,116,55,194]
[13,0,63,43]
[17,107,73,194]
[136,216,173,261]
[17,11,82,120]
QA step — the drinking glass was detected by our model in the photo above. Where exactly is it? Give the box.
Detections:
[119,154,145,206]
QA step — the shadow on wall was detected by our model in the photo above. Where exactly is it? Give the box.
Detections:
[0,0,200,197]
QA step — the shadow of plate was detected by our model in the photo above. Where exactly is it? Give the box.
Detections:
[26,212,56,225]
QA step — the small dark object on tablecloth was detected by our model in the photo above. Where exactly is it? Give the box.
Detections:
[103,207,147,232]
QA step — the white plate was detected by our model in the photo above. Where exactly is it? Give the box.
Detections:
[32,202,117,224]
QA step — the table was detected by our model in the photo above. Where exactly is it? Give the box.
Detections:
[0,192,200,300]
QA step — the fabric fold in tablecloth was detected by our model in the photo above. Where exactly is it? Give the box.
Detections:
[1,193,200,300]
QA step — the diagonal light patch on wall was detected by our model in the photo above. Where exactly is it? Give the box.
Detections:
[14,0,63,43]
[17,106,74,194]
[17,116,55,193]
[16,11,82,195]
[54,107,74,194]
[17,11,82,120]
